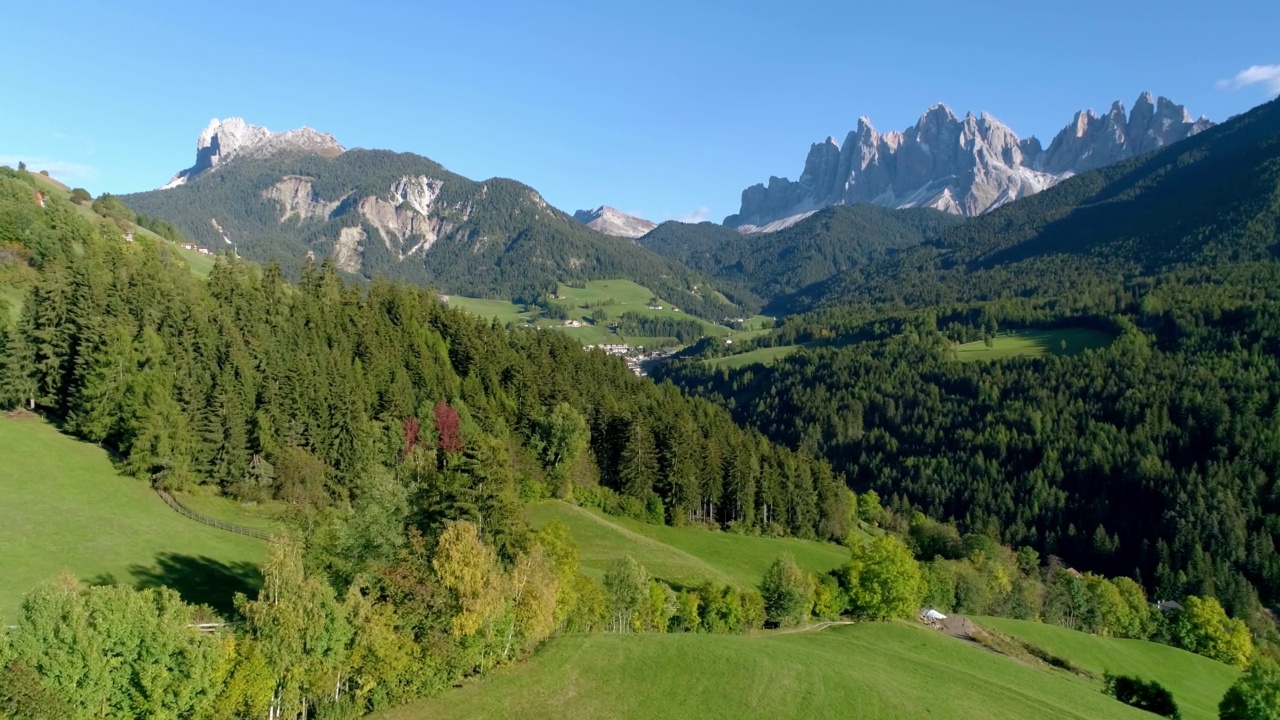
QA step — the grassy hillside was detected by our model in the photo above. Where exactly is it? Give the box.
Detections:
[704,344,802,370]
[0,418,266,616]
[374,622,1152,720]
[977,616,1239,720]
[443,295,532,325]
[448,280,736,346]
[25,170,218,279]
[951,328,1115,362]
[1,283,24,326]
[528,501,852,588]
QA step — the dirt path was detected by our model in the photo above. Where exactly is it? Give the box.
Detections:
[938,614,983,641]
[773,621,857,635]
[557,503,737,585]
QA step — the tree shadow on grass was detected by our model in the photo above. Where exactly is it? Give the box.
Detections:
[129,553,261,618]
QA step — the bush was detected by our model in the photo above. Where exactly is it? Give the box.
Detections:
[1219,657,1280,720]
[1104,672,1180,719]
[759,555,813,628]
[69,188,91,204]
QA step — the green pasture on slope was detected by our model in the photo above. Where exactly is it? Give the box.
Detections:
[442,296,532,325]
[449,279,737,346]
[374,622,1153,720]
[553,280,731,337]
[527,500,851,589]
[27,171,218,280]
[0,418,266,616]
[704,344,802,370]
[175,490,286,534]
[952,328,1114,361]
[976,616,1239,720]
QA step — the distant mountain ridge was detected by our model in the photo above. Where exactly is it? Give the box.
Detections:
[787,95,1280,311]
[125,120,746,321]
[572,206,656,239]
[726,93,1211,232]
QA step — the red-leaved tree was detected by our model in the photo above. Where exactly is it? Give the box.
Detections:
[434,401,464,454]
[403,416,421,457]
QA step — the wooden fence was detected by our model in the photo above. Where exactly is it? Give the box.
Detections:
[155,488,272,541]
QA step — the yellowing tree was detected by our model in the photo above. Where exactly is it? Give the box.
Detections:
[1172,596,1254,668]
[504,546,559,659]
[432,521,506,639]
[841,535,924,620]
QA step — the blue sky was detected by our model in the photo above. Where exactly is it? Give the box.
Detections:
[2,0,1278,223]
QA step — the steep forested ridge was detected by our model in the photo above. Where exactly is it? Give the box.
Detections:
[657,97,1280,620]
[638,205,963,310]
[121,150,746,322]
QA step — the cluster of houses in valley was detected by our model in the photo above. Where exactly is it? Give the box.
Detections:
[179,242,215,256]
[585,343,678,377]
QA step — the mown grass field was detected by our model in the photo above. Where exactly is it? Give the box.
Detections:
[442,296,532,325]
[447,280,737,346]
[176,490,285,534]
[704,343,802,370]
[554,280,731,338]
[0,418,266,616]
[952,328,1114,361]
[527,500,852,589]
[375,622,1153,720]
[976,616,1239,720]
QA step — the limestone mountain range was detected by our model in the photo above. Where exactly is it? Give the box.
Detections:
[724,93,1212,232]
[123,122,742,321]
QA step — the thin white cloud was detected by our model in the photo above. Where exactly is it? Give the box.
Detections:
[1217,64,1280,97]
[0,155,97,184]
[676,206,712,223]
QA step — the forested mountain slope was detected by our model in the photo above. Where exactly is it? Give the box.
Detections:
[122,148,746,321]
[0,165,848,547]
[656,97,1280,625]
[638,205,962,310]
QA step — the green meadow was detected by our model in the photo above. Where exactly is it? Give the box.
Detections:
[704,343,803,370]
[0,418,266,616]
[447,279,737,346]
[976,616,1239,720]
[374,622,1153,720]
[527,500,853,588]
[952,328,1114,361]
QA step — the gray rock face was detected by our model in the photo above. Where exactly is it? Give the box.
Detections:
[573,206,657,239]
[163,118,344,189]
[726,94,1211,231]
[259,173,458,269]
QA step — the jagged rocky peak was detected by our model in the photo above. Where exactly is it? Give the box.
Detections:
[573,206,657,239]
[1038,93,1211,174]
[726,93,1212,232]
[162,117,345,189]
